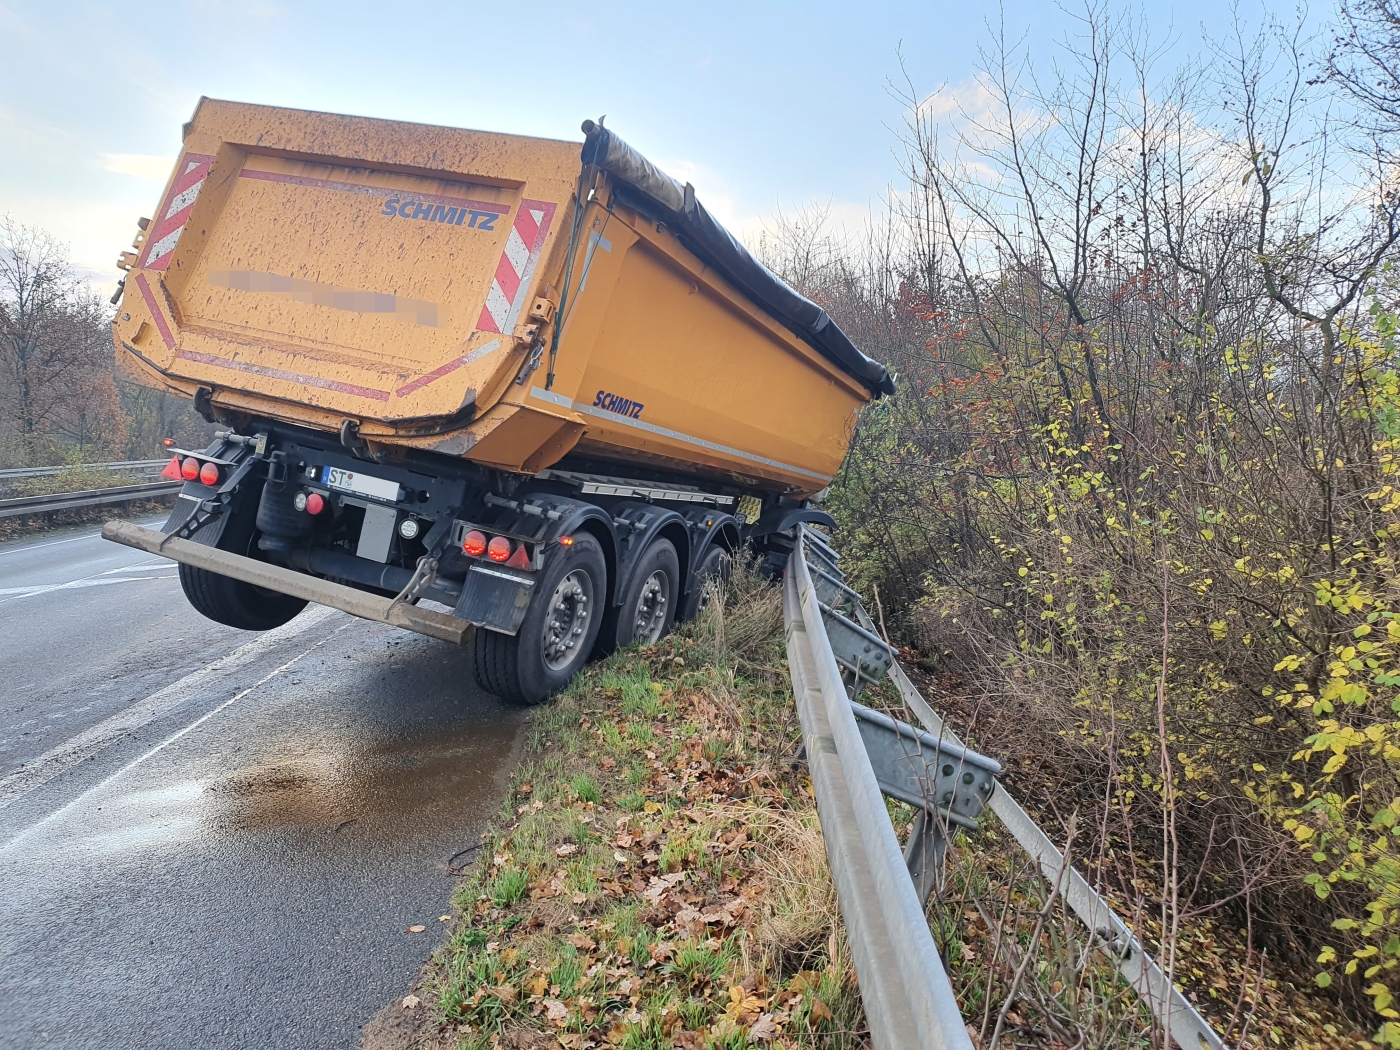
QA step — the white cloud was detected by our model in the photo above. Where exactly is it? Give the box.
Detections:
[103,153,175,181]
[915,77,999,125]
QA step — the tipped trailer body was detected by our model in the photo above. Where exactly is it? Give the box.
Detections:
[106,100,891,702]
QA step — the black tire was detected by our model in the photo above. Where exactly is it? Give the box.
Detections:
[595,538,680,657]
[471,533,607,705]
[680,543,732,622]
[178,491,309,632]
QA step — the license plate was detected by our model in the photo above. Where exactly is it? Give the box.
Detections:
[321,466,400,503]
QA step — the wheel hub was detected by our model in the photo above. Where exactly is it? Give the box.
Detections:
[542,569,591,671]
[632,570,669,644]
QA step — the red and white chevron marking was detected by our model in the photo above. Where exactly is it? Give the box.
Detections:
[476,199,557,334]
[137,153,215,272]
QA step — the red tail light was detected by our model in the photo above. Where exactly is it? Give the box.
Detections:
[462,530,487,556]
[487,536,512,563]
[198,461,219,486]
[180,457,200,480]
[505,543,531,569]
[161,455,183,481]
[305,492,325,515]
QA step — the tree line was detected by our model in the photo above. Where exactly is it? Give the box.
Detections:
[0,217,210,467]
[760,0,1400,1041]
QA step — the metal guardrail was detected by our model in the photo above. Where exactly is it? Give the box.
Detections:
[0,459,167,481]
[784,525,1225,1050]
[0,481,181,520]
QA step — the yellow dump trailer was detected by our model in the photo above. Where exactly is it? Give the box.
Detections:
[106,100,892,702]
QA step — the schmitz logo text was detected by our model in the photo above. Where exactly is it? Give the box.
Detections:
[382,199,499,230]
[593,390,644,419]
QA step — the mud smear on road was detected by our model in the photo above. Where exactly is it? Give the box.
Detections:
[205,717,521,836]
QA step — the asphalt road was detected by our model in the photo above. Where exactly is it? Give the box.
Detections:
[0,520,527,1049]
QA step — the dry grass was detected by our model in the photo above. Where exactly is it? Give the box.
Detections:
[369,567,867,1050]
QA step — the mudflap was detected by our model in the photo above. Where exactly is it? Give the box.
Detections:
[454,564,536,636]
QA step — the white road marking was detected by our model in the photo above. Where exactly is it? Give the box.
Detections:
[98,559,169,575]
[0,517,167,559]
[0,574,178,602]
[0,618,350,854]
[0,551,177,605]
[0,605,339,812]
[0,532,100,559]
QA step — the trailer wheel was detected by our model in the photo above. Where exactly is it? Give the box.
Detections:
[178,498,309,632]
[604,537,680,652]
[680,544,732,622]
[472,533,607,705]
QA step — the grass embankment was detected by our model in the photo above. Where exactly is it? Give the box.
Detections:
[366,571,865,1050]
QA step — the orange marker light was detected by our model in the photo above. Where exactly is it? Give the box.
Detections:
[559,535,574,546]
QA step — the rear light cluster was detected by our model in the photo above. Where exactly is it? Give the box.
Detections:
[462,529,531,569]
[293,491,326,515]
[164,454,220,486]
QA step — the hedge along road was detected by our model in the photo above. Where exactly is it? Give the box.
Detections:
[0,521,528,1050]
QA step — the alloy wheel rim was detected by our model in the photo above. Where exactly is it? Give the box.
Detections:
[633,569,669,644]
[542,569,591,671]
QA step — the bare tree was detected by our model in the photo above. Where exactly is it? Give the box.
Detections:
[1329,0,1400,135]
[0,217,124,461]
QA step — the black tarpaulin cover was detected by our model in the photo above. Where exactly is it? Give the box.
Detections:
[579,121,895,398]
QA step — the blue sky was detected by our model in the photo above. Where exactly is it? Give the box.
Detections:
[1,0,1313,291]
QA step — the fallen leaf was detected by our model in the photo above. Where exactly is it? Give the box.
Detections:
[544,998,569,1026]
[527,974,549,997]
[571,891,587,905]
[808,997,833,1024]
[405,925,426,934]
[438,915,450,922]
[485,941,500,953]
[643,801,662,814]
[556,843,580,857]
[725,985,766,1024]
[748,1013,779,1043]
[518,781,533,794]
[401,994,420,1010]
[613,850,630,864]
[487,984,518,1005]
[615,832,635,848]
[567,933,597,951]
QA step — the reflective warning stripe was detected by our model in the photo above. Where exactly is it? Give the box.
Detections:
[476,201,556,334]
[137,153,215,271]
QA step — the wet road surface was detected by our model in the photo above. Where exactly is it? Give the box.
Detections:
[0,522,527,1049]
